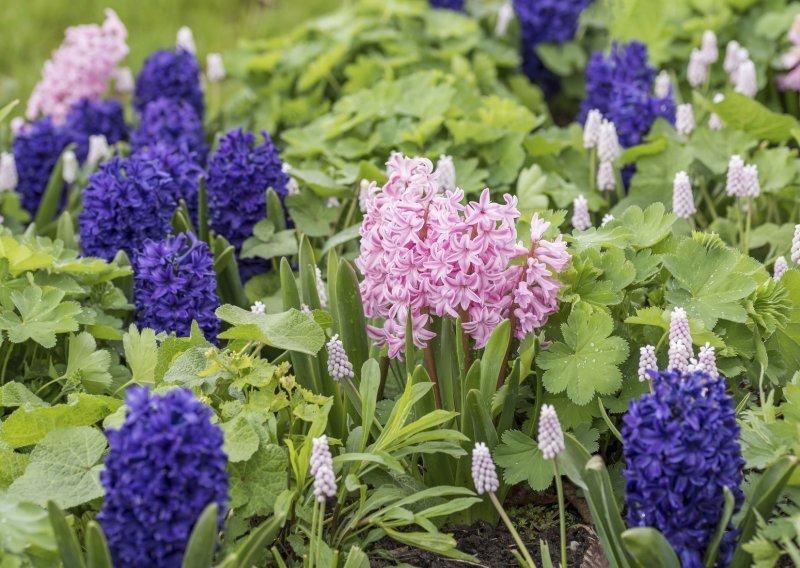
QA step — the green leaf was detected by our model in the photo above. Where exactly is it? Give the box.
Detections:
[699,92,799,143]
[62,333,111,394]
[334,260,370,379]
[240,220,298,261]
[493,430,553,491]
[619,204,676,249]
[537,304,629,405]
[216,306,325,355]
[0,284,82,348]
[228,444,289,517]
[47,501,85,568]
[0,382,45,408]
[11,427,107,509]
[0,393,121,448]
[662,238,758,328]
[34,149,68,230]
[85,521,113,568]
[221,414,260,463]
[622,528,681,568]
[122,325,157,386]
[0,492,55,556]
[181,504,218,568]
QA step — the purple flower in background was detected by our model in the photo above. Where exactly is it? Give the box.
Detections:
[131,97,209,165]
[63,98,128,163]
[11,117,70,214]
[133,232,220,340]
[623,369,744,568]
[513,0,592,89]
[98,387,228,568]
[207,129,290,278]
[134,49,204,118]
[580,42,675,149]
[79,155,172,260]
[135,143,204,222]
[429,0,465,9]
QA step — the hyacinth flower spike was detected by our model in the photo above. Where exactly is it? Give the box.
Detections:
[538,404,567,567]
[471,443,537,567]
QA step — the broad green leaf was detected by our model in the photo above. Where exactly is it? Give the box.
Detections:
[619,204,675,249]
[622,528,681,568]
[10,427,107,509]
[700,92,799,143]
[228,444,289,517]
[0,382,45,408]
[537,304,629,405]
[494,429,554,491]
[122,325,157,386]
[221,414,261,463]
[62,333,111,394]
[0,448,29,488]
[0,236,54,276]
[0,491,55,556]
[216,306,325,355]
[0,284,82,348]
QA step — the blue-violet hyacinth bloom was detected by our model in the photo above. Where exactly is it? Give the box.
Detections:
[580,41,675,148]
[135,143,204,222]
[134,48,204,118]
[429,0,465,10]
[11,117,70,214]
[622,369,744,568]
[133,232,220,340]
[79,154,172,260]
[131,97,209,165]
[64,98,128,163]
[207,128,289,278]
[98,386,228,568]
[514,0,592,89]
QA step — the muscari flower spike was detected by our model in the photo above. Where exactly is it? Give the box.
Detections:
[654,70,671,98]
[435,154,457,193]
[326,334,354,382]
[638,345,657,382]
[78,154,172,261]
[207,128,290,279]
[726,155,746,197]
[774,256,788,281]
[131,97,209,164]
[98,386,229,568]
[597,161,615,192]
[63,98,128,163]
[471,442,500,495]
[709,93,725,130]
[692,342,719,379]
[11,117,70,214]
[62,150,79,184]
[734,59,757,98]
[687,49,709,88]
[571,194,591,231]
[597,120,620,163]
[133,232,220,340]
[310,435,337,503]
[675,104,695,136]
[583,109,603,149]
[623,369,744,568]
[176,26,196,54]
[134,48,205,118]
[207,53,225,82]
[791,224,800,265]
[701,30,718,64]
[668,306,693,372]
[0,153,18,192]
[672,171,696,219]
[537,404,565,459]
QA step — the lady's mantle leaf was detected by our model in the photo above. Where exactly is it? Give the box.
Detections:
[537,304,629,406]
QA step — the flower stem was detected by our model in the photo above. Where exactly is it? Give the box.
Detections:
[489,492,537,567]
[316,501,325,568]
[554,461,567,568]
[588,148,596,194]
[743,197,753,254]
[309,499,318,568]
[699,180,717,221]
[597,398,622,442]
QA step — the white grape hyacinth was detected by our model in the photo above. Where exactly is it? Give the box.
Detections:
[434,154,456,193]
[471,442,500,495]
[654,70,671,98]
[597,161,615,192]
[538,404,565,460]
[583,109,603,149]
[326,334,354,382]
[638,345,658,382]
[176,26,197,54]
[571,194,592,231]
[310,435,337,503]
[207,53,226,82]
[791,224,800,264]
[672,171,696,219]
[0,153,18,192]
[675,104,695,136]
[774,256,788,281]
[87,135,111,169]
[62,150,79,184]
[597,120,620,163]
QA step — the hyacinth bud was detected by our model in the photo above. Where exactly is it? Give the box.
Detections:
[538,404,565,460]
[597,120,620,162]
[672,171,696,219]
[668,307,693,371]
[300,303,311,315]
[113,67,134,95]
[62,150,79,184]
[326,197,340,208]
[792,224,800,264]
[251,300,266,315]
[654,70,671,98]
[701,30,718,64]
[638,345,658,382]
[87,135,111,169]
[741,164,760,198]
[310,435,337,503]
[10,117,24,136]
[176,26,197,54]
[601,214,614,227]
[571,194,591,231]
[675,104,695,136]
[696,342,719,379]
[583,109,603,149]
[326,334,354,382]
[734,59,757,97]
[0,153,18,192]
[206,53,226,83]
[687,49,708,88]
[495,3,514,37]
[726,155,746,197]
[724,41,742,74]
[709,93,725,130]
[434,154,456,193]
[315,266,328,308]
[471,442,500,495]
[597,161,615,192]
[774,256,788,281]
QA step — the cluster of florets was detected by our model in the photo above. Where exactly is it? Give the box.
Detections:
[672,171,696,219]
[11,117,71,214]
[726,155,760,198]
[357,153,569,357]
[131,97,209,164]
[26,9,129,123]
[134,48,204,118]
[63,99,128,163]
[580,42,675,149]
[779,15,800,90]
[623,369,744,568]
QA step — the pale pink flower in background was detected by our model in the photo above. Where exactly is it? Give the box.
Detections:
[176,26,197,54]
[724,41,745,74]
[778,16,800,91]
[672,171,696,219]
[709,93,725,130]
[10,118,25,136]
[687,49,708,88]
[434,154,457,193]
[0,153,18,192]
[726,155,746,197]
[668,307,693,372]
[571,194,591,231]
[675,104,695,136]
[62,150,79,184]
[112,67,134,94]
[734,59,757,97]
[583,109,603,149]
[206,53,226,82]
[537,404,565,459]
[774,256,788,281]
[597,161,615,192]
[654,71,671,98]
[638,345,657,382]
[26,9,129,123]
[791,225,800,264]
[700,30,718,64]
[597,120,620,162]
[741,164,760,198]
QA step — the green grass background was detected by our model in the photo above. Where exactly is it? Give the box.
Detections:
[0,0,342,110]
